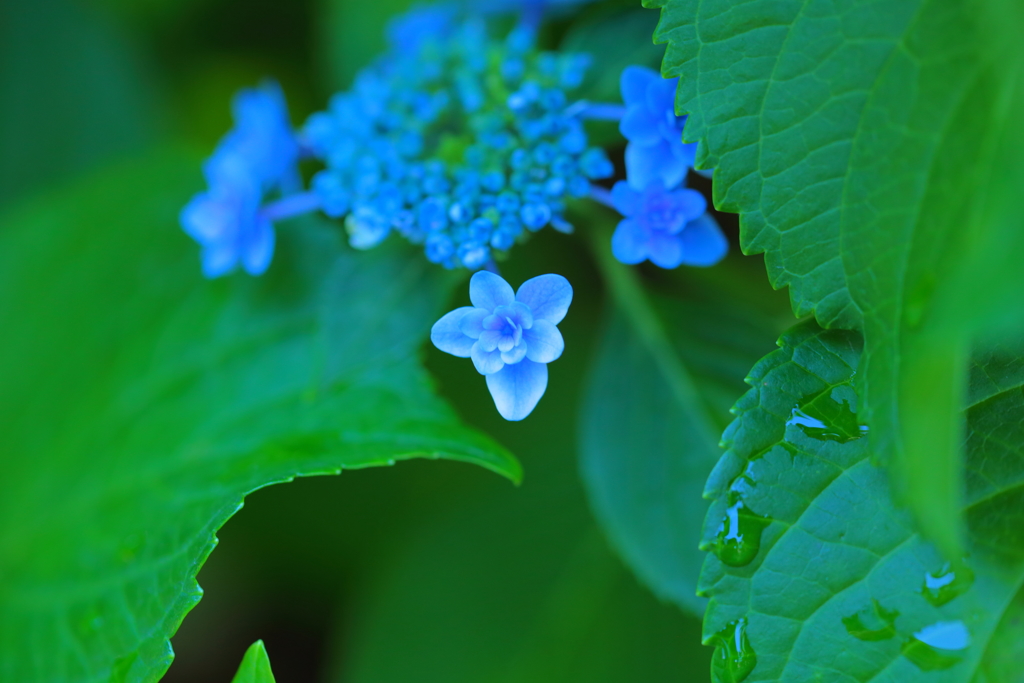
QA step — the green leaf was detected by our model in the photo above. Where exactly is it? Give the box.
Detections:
[0,151,517,682]
[579,248,786,615]
[327,423,707,683]
[230,641,276,683]
[647,0,1024,555]
[698,320,1024,682]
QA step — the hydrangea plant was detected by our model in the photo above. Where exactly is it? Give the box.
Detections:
[7,0,1024,681]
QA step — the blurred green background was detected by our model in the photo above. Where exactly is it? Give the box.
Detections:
[0,0,766,679]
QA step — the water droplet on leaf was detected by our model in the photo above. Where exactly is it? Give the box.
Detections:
[712,480,770,567]
[842,599,899,641]
[785,382,867,443]
[902,620,970,671]
[709,617,757,683]
[922,562,974,606]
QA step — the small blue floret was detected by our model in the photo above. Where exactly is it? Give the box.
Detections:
[619,66,702,190]
[609,180,727,269]
[431,271,573,420]
[180,82,299,277]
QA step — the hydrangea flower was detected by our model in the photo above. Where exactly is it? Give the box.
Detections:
[180,82,300,277]
[431,271,572,420]
[609,180,727,269]
[619,65,700,190]
[303,13,609,269]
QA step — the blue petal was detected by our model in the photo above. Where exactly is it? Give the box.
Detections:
[620,65,658,106]
[610,181,640,218]
[459,308,489,339]
[515,274,573,324]
[610,218,649,265]
[471,341,506,375]
[478,329,502,352]
[430,307,476,358]
[646,76,678,116]
[201,240,238,278]
[497,334,516,353]
[485,359,549,421]
[501,343,528,365]
[180,192,230,243]
[508,301,534,329]
[523,319,564,363]
[647,230,685,269]
[671,139,699,169]
[625,140,686,190]
[674,188,708,226]
[619,106,662,146]
[241,216,275,275]
[679,214,729,267]
[469,270,515,310]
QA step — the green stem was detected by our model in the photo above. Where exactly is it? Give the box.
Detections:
[587,225,723,449]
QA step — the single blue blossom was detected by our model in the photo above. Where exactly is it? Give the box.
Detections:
[619,66,702,190]
[180,81,300,277]
[609,180,727,269]
[431,271,572,420]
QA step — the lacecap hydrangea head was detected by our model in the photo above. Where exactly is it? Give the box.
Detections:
[180,82,299,277]
[609,180,727,269]
[431,271,572,420]
[302,10,611,270]
[619,65,700,190]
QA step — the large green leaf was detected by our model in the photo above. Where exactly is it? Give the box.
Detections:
[697,321,1024,682]
[579,250,786,616]
[647,0,1024,555]
[0,151,518,683]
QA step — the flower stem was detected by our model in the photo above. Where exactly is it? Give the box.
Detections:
[588,184,615,209]
[564,101,627,121]
[260,191,321,222]
[587,223,722,445]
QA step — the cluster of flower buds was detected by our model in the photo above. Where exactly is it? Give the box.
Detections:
[304,9,612,269]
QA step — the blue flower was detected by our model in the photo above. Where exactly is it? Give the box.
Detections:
[431,271,572,420]
[609,180,727,269]
[180,82,299,277]
[619,66,699,190]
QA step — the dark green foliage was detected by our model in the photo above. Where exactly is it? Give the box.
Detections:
[0,151,516,682]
